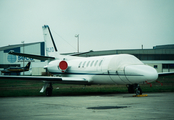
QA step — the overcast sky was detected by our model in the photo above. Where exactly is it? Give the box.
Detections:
[0,0,174,53]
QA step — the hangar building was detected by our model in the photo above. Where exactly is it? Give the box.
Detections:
[0,42,46,75]
[73,44,174,73]
[0,42,174,75]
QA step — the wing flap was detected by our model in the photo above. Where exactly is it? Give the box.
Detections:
[9,51,55,61]
[60,77,88,84]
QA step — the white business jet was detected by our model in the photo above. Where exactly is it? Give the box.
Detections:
[1,25,172,96]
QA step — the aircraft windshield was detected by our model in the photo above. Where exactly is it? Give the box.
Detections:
[108,54,143,71]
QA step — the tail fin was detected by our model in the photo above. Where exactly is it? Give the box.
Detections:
[42,25,59,58]
[25,62,31,69]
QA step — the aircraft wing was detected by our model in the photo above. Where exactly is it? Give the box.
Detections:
[158,72,174,77]
[0,75,89,85]
[9,50,55,61]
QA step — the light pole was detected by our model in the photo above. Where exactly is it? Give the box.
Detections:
[75,34,79,53]
[21,41,24,75]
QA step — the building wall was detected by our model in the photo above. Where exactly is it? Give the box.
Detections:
[32,67,46,76]
[142,61,174,72]
[0,42,46,75]
[0,51,3,64]
[144,63,162,72]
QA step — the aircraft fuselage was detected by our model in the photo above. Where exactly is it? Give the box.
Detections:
[46,54,158,85]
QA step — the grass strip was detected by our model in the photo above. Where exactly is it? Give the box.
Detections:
[0,75,173,97]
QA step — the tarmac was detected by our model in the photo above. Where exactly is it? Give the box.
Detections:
[0,93,174,120]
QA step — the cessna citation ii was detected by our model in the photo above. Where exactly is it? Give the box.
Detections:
[0,25,172,96]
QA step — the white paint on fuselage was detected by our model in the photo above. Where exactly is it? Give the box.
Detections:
[47,54,158,85]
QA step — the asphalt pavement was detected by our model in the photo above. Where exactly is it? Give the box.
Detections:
[0,93,174,120]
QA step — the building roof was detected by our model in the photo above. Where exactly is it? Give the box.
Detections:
[0,41,44,51]
[153,44,174,49]
[62,48,174,57]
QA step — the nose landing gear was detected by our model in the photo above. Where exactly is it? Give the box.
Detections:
[127,84,142,95]
[135,84,142,95]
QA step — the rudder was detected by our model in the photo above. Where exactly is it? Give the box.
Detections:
[42,25,59,58]
[25,62,31,69]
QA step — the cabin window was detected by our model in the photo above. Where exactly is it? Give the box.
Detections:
[90,61,94,67]
[99,60,103,66]
[78,62,82,68]
[94,60,98,66]
[82,61,86,67]
[86,61,90,67]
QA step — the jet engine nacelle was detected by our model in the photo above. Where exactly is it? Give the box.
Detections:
[46,60,69,74]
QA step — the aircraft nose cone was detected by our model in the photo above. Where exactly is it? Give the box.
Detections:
[125,65,158,83]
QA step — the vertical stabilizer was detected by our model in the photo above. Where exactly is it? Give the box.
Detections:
[25,62,31,69]
[42,25,59,58]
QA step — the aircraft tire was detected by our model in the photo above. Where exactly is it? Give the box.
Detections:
[46,87,52,96]
[135,87,142,95]
[127,85,135,93]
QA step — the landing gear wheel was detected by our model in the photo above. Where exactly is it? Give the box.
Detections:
[46,87,52,96]
[45,83,53,96]
[127,84,143,95]
[127,85,135,93]
[135,87,142,95]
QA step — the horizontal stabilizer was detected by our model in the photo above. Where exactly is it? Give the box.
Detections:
[9,51,55,61]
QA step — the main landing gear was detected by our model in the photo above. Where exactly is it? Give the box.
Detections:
[40,82,53,96]
[46,83,53,96]
[127,84,142,95]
